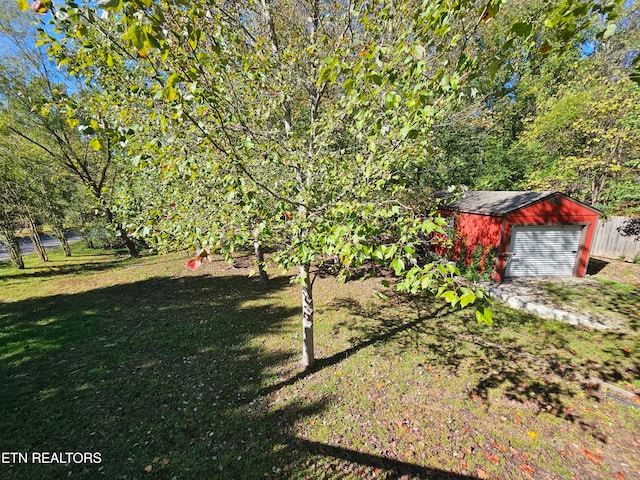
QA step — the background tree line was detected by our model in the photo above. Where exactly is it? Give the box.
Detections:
[426,0,639,215]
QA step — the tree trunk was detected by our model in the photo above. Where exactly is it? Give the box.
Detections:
[24,216,48,262]
[254,229,268,286]
[120,228,139,258]
[0,231,24,269]
[103,206,138,257]
[51,225,71,257]
[300,263,315,368]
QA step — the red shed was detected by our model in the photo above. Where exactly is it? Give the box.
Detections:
[440,191,601,282]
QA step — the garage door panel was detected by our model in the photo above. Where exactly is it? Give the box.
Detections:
[505,225,583,277]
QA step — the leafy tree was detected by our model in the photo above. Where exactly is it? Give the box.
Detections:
[0,168,25,269]
[0,0,140,257]
[0,136,53,263]
[28,0,620,367]
[518,74,640,208]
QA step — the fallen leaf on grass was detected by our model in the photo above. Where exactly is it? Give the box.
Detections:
[144,465,153,473]
[153,457,160,463]
[162,459,169,466]
[485,452,500,463]
[477,467,487,479]
[578,446,603,465]
[616,472,626,480]
[519,464,535,473]
[527,430,537,441]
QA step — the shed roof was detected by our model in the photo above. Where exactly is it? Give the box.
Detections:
[439,190,569,216]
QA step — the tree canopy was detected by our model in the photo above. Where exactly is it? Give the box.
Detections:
[12,0,628,366]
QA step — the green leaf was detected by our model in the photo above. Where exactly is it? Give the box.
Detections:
[164,86,178,102]
[167,72,180,88]
[442,290,459,306]
[390,257,405,276]
[123,25,145,50]
[475,308,493,325]
[511,22,532,38]
[98,0,123,8]
[602,23,616,40]
[459,290,476,308]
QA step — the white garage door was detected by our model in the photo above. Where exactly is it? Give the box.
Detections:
[505,225,584,277]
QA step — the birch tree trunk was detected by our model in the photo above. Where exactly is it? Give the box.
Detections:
[0,229,24,269]
[24,216,48,262]
[300,263,315,368]
[253,229,268,286]
[51,224,71,257]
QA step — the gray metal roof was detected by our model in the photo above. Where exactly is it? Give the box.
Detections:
[439,190,558,216]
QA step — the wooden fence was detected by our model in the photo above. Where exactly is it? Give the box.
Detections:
[591,216,640,261]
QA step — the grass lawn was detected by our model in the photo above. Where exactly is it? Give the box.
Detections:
[1,246,639,479]
[538,277,640,332]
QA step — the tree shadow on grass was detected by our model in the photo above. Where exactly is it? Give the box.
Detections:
[0,273,477,479]
[325,292,638,444]
[538,279,640,332]
[0,257,132,285]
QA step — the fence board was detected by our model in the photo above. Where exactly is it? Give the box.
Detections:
[591,216,640,261]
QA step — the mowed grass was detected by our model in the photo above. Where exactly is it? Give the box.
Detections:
[539,277,640,332]
[1,246,639,479]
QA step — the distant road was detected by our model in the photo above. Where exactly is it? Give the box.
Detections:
[0,233,82,262]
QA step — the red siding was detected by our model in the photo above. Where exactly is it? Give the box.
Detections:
[441,212,503,278]
[441,194,600,282]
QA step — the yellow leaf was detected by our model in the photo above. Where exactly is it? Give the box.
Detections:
[17,0,30,11]
[528,430,537,440]
[336,370,342,376]
[88,137,102,151]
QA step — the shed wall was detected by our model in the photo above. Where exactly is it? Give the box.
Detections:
[446,212,503,277]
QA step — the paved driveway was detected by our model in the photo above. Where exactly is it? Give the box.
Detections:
[0,233,81,262]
